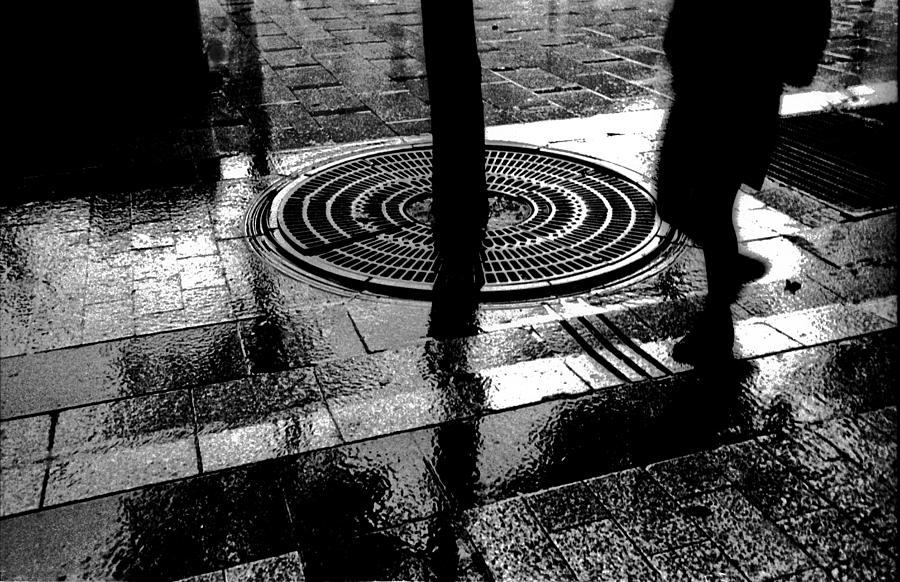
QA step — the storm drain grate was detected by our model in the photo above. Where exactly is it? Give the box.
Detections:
[248,142,679,301]
[769,105,896,216]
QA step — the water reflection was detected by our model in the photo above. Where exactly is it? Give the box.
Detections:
[226,0,271,178]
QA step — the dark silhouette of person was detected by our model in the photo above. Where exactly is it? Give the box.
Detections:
[421,0,490,293]
[655,0,831,365]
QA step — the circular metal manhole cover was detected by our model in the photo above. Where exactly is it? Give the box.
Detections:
[247,141,680,301]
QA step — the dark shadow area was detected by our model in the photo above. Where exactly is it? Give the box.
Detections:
[416,357,760,511]
[13,1,222,202]
[16,2,208,177]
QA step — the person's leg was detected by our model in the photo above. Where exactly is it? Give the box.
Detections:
[700,180,741,303]
[671,177,740,364]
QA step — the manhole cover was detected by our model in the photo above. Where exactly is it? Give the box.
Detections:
[247,141,680,301]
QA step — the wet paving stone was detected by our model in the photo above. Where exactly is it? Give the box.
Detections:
[860,405,898,437]
[797,213,896,268]
[279,432,447,545]
[131,220,176,250]
[685,488,813,581]
[280,65,338,90]
[84,263,134,305]
[524,481,609,532]
[857,295,898,324]
[827,545,898,582]
[359,90,429,123]
[195,369,341,471]
[753,183,846,228]
[758,428,849,483]
[300,516,491,582]
[812,413,897,476]
[482,82,552,112]
[238,306,366,373]
[479,356,592,410]
[134,274,185,315]
[412,372,753,509]
[132,247,180,280]
[83,300,136,343]
[315,345,481,442]
[550,317,664,381]
[192,564,237,582]
[550,518,661,581]
[0,415,52,466]
[0,462,46,516]
[447,325,557,372]
[133,289,236,336]
[464,497,576,582]
[590,467,705,555]
[778,508,878,570]
[809,263,898,304]
[217,237,346,318]
[45,389,197,505]
[737,330,896,424]
[499,67,579,92]
[589,58,659,81]
[649,540,746,581]
[315,110,396,142]
[717,441,828,521]
[547,89,616,116]
[346,299,432,352]
[179,255,227,290]
[0,322,248,418]
[763,302,895,347]
[779,568,835,582]
[263,49,319,70]
[292,86,366,116]
[209,179,278,241]
[808,461,896,542]
[0,464,296,581]
[737,274,842,319]
[734,319,804,359]
[223,551,305,582]
[646,449,732,500]
[575,71,654,99]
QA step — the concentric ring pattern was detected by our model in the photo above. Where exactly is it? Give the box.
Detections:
[250,142,677,301]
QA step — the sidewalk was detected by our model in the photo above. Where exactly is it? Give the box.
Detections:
[3,0,897,580]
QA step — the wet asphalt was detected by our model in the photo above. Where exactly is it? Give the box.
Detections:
[3,0,898,580]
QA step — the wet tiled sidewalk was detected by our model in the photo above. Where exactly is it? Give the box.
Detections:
[19,0,898,185]
[4,0,899,580]
[3,112,897,579]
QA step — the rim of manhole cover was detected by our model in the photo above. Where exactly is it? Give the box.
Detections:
[246,140,682,302]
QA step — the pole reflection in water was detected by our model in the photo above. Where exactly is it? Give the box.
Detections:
[206,0,272,179]
[420,1,489,577]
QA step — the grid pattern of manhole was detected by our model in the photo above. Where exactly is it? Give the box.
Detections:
[253,142,676,301]
[769,105,896,217]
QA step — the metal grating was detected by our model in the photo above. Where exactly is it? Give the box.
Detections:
[769,105,896,216]
[250,142,678,301]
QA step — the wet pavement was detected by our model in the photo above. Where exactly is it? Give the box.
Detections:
[3,0,898,580]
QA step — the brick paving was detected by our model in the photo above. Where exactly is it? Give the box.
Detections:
[3,0,898,580]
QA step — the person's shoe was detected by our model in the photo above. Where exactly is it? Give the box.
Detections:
[671,309,735,367]
[672,330,735,366]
